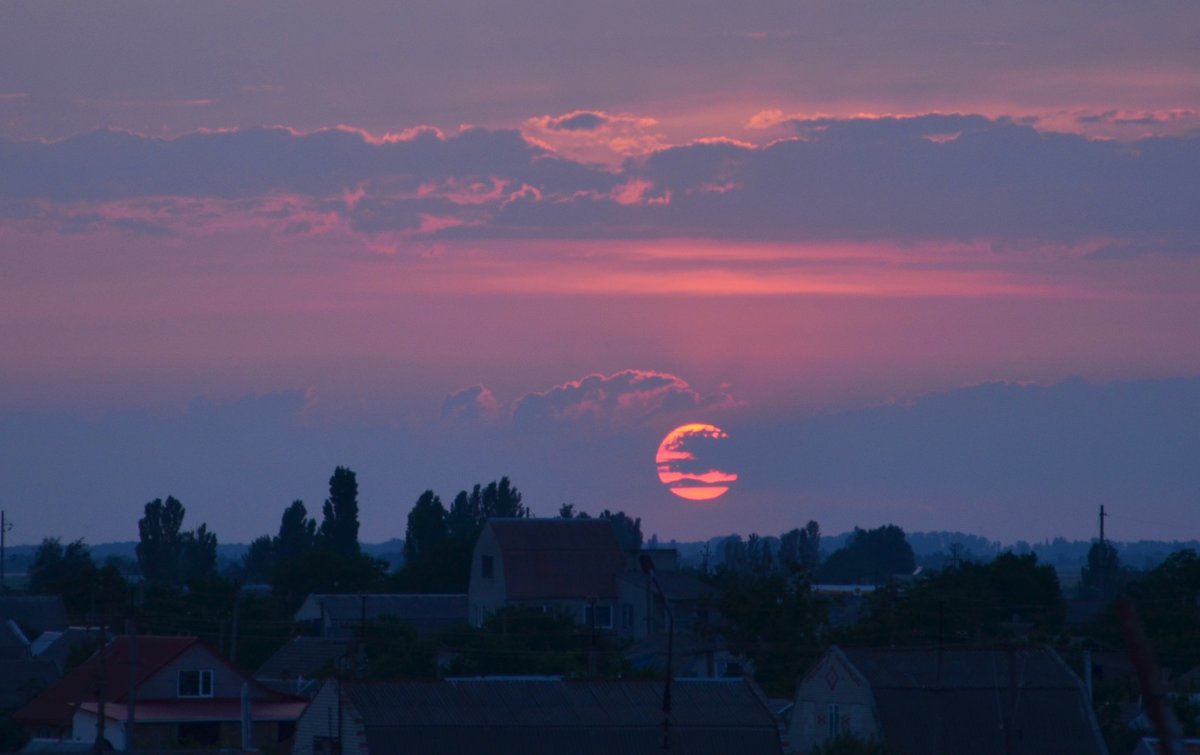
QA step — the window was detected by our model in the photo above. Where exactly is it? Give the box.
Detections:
[584,604,613,629]
[827,703,840,739]
[481,555,494,578]
[178,669,213,697]
[621,603,633,630]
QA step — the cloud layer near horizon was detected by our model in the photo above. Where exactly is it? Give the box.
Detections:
[2,375,1195,545]
[3,115,1199,244]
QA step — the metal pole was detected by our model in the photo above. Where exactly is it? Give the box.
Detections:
[640,555,673,752]
[1,510,11,593]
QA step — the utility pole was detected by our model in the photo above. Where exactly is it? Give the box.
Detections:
[1,510,12,593]
[1099,505,1107,545]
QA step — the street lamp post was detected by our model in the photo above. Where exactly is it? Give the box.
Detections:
[639,554,674,751]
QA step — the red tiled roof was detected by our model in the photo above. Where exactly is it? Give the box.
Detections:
[489,519,625,601]
[15,636,200,729]
[14,635,293,731]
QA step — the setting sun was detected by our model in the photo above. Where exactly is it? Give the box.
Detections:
[656,423,738,501]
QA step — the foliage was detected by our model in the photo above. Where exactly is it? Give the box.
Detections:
[0,711,29,753]
[707,562,822,697]
[363,617,438,680]
[319,466,360,556]
[441,606,626,678]
[601,510,643,552]
[1090,549,1200,671]
[29,538,128,622]
[780,521,822,574]
[835,551,1065,646]
[1079,540,1123,602]
[136,496,218,587]
[818,525,915,585]
[240,535,275,584]
[559,505,643,552]
[395,477,529,593]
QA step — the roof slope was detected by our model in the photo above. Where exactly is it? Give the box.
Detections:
[345,678,781,755]
[255,636,354,684]
[14,635,200,728]
[840,646,1106,755]
[489,519,625,601]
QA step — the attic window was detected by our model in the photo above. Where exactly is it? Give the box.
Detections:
[178,669,214,697]
[481,555,494,578]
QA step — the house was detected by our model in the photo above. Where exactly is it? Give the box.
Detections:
[788,645,1106,754]
[467,518,627,628]
[295,593,467,638]
[14,635,306,750]
[292,676,784,755]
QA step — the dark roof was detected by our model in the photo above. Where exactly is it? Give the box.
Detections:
[30,627,106,673]
[298,593,467,633]
[488,519,625,601]
[255,636,355,687]
[343,678,782,755]
[0,659,60,708]
[833,646,1105,755]
[0,597,68,636]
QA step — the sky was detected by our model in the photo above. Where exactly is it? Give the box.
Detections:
[1,0,1198,547]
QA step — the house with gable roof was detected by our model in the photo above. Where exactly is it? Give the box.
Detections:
[788,645,1106,754]
[14,635,306,750]
[467,518,628,629]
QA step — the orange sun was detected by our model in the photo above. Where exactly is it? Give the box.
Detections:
[656,423,738,501]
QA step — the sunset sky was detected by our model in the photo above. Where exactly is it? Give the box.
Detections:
[2,0,1198,546]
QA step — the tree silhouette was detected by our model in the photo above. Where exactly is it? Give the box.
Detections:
[137,496,217,586]
[319,466,360,556]
[818,525,915,584]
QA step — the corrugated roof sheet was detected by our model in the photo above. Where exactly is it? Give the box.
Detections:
[346,678,781,755]
[255,636,355,682]
[832,646,1106,755]
[489,519,625,601]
